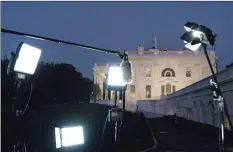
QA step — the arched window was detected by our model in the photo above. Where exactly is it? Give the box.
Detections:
[162,68,175,77]
[166,83,171,95]
[165,71,172,77]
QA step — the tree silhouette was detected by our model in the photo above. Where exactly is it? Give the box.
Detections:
[1,57,94,105]
[93,83,102,99]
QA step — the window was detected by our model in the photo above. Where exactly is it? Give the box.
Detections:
[161,85,164,96]
[130,85,136,97]
[146,85,151,98]
[145,68,151,77]
[130,85,135,93]
[166,83,171,95]
[186,67,191,77]
[162,68,175,77]
[165,71,172,77]
[172,85,176,93]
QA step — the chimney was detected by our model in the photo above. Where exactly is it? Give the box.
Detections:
[154,36,157,48]
[137,45,144,54]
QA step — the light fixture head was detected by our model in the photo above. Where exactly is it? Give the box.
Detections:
[184,42,202,51]
[181,22,216,51]
[14,42,42,75]
[180,31,194,44]
[107,66,127,88]
[184,22,199,32]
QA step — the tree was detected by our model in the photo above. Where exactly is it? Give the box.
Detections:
[1,57,93,105]
[226,62,233,69]
[93,84,102,99]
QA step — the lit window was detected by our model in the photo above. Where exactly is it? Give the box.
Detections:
[129,85,136,97]
[161,85,165,96]
[146,85,151,98]
[130,85,135,93]
[172,85,176,93]
[145,68,151,77]
[166,83,171,95]
[186,67,191,77]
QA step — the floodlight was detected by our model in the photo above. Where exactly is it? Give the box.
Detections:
[14,42,42,75]
[184,42,202,51]
[55,126,84,148]
[181,22,216,51]
[180,22,233,152]
[181,31,193,43]
[192,31,202,39]
[184,22,198,32]
[107,66,127,87]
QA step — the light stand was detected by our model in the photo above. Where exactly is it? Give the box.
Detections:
[104,66,126,145]
[13,75,28,152]
[181,22,233,152]
[7,42,42,152]
[2,28,132,151]
[202,43,226,152]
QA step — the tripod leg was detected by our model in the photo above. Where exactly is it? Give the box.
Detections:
[23,142,27,152]
[13,144,16,152]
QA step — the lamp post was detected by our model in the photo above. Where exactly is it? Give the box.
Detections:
[180,22,233,152]
[7,42,42,152]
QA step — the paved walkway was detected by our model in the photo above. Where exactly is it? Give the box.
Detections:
[148,116,233,152]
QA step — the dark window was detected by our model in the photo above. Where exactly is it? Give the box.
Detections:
[162,68,175,77]
[186,67,191,77]
[165,72,171,77]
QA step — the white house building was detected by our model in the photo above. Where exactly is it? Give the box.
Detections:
[93,43,218,111]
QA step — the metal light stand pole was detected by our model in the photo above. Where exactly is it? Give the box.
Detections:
[202,44,232,152]
[122,87,126,111]
[13,76,28,152]
[8,49,28,152]
[114,90,117,107]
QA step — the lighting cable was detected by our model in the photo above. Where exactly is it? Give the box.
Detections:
[21,82,33,116]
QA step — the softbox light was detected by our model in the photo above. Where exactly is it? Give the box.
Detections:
[14,42,42,75]
[107,66,127,87]
[181,22,216,51]
[184,42,202,51]
[55,126,84,148]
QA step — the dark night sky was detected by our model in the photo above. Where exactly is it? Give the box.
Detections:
[1,2,233,79]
